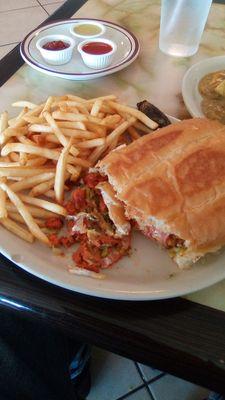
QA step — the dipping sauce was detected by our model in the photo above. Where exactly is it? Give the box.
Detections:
[198,70,225,124]
[73,23,102,36]
[82,42,113,55]
[42,40,70,51]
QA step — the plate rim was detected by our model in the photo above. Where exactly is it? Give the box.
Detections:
[20,18,140,80]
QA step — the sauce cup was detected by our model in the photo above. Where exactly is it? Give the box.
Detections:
[70,21,105,39]
[77,38,117,69]
[36,34,75,65]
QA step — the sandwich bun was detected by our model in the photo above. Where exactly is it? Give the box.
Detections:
[97,118,225,267]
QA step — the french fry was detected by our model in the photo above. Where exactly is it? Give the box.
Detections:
[52,111,102,125]
[0,166,54,178]
[66,164,81,182]
[68,156,91,168]
[41,96,54,115]
[1,143,60,160]
[0,156,10,162]
[9,172,55,192]
[19,194,67,216]
[85,122,106,136]
[44,190,55,199]
[0,93,146,250]
[6,202,56,218]
[12,101,37,109]
[25,103,45,117]
[54,139,73,203]
[0,111,8,133]
[0,182,49,245]
[43,111,79,157]
[85,95,117,103]
[58,121,87,129]
[29,177,55,197]
[8,212,45,227]
[108,101,158,130]
[18,135,39,146]
[0,162,21,167]
[88,144,106,165]
[76,137,105,148]
[19,152,28,166]
[9,152,19,162]
[91,99,103,116]
[0,187,7,218]
[28,124,52,133]
[16,107,28,121]
[97,112,105,119]
[0,217,34,243]
[134,120,153,134]
[0,126,28,145]
[66,94,87,103]
[26,157,47,167]
[59,105,79,114]
[45,134,61,145]
[127,126,141,140]
[105,118,136,146]
[47,129,100,140]
[100,114,122,128]
[54,100,86,108]
[23,115,45,124]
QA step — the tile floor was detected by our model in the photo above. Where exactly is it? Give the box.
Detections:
[86,347,210,400]
[0,0,64,59]
[0,1,213,399]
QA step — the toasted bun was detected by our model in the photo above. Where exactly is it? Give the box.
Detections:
[97,181,130,237]
[97,118,225,266]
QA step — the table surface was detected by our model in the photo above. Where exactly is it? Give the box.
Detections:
[0,0,225,393]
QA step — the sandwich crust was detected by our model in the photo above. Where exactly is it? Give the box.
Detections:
[97,118,225,266]
[97,181,130,237]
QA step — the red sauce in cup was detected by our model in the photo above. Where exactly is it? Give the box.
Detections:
[42,40,70,51]
[82,42,113,55]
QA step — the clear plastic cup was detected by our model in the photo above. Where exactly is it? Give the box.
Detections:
[159,0,212,57]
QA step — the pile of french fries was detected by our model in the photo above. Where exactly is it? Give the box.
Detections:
[0,94,157,247]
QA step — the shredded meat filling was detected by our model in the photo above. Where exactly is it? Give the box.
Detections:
[142,225,185,249]
[65,173,131,273]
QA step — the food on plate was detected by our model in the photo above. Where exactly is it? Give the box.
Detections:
[81,42,113,55]
[71,22,105,38]
[198,70,225,124]
[0,93,157,276]
[201,97,225,124]
[96,117,225,269]
[78,39,117,69]
[63,172,131,273]
[198,70,225,99]
[137,100,171,128]
[42,41,70,51]
[36,35,75,65]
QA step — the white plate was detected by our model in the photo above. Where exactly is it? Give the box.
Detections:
[1,116,225,301]
[182,55,225,117]
[20,18,140,81]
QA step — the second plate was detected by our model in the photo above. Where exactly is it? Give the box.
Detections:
[182,55,225,117]
[20,18,140,81]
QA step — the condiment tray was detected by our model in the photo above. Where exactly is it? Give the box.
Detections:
[20,18,140,80]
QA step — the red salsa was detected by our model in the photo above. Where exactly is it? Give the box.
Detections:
[42,40,70,51]
[82,42,113,55]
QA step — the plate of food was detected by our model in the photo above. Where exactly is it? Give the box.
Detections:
[182,55,225,123]
[1,94,225,300]
[20,18,140,80]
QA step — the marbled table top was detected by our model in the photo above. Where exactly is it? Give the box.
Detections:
[0,0,225,309]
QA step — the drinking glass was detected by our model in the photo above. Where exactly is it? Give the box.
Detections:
[159,0,212,57]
